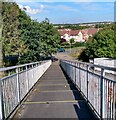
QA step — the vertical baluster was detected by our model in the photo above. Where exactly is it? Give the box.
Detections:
[16,68,20,103]
[100,68,105,119]
[106,80,108,118]
[75,62,76,84]
[112,83,115,119]
[79,63,81,91]
[26,65,29,92]
[86,65,89,100]
[0,78,4,120]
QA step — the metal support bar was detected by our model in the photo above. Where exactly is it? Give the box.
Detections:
[86,65,89,99]
[75,62,76,84]
[100,68,105,119]
[0,79,4,120]
[26,66,29,92]
[16,68,20,103]
[79,63,81,90]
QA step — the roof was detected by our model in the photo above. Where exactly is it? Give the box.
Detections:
[58,28,99,36]
[86,28,99,35]
[58,29,80,36]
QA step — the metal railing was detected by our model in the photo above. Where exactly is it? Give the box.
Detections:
[0,60,51,119]
[60,59,116,119]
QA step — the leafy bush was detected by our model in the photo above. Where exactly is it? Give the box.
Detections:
[85,29,115,59]
[73,42,85,47]
[61,42,70,48]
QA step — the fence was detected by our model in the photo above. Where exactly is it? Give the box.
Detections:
[60,59,116,119]
[0,60,51,119]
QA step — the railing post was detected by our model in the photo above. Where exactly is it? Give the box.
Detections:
[16,68,20,103]
[0,79,4,120]
[86,65,89,100]
[79,63,81,90]
[26,66,29,92]
[65,62,67,73]
[75,62,76,84]
[100,68,105,119]
[32,64,34,80]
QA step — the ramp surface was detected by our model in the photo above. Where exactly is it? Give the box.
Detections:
[13,62,96,119]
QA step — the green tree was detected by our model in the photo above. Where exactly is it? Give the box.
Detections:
[18,10,42,63]
[85,29,115,59]
[1,2,27,66]
[0,2,4,77]
[1,2,60,66]
[39,18,60,57]
[69,38,75,53]
[2,2,26,57]
[95,23,114,30]
[70,38,75,47]
[19,16,60,63]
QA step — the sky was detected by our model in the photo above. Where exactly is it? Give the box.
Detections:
[16,0,115,24]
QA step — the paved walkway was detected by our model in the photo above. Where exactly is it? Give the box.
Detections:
[13,62,96,119]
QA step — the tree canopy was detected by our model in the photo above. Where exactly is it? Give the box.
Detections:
[18,12,60,63]
[0,2,4,69]
[1,2,60,65]
[2,2,26,56]
[70,38,75,45]
[85,28,115,59]
[18,10,60,63]
[95,23,114,30]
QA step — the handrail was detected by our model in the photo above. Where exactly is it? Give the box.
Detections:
[0,60,52,120]
[60,59,116,119]
[0,62,38,72]
[62,59,116,71]
[68,63,116,83]
[0,60,49,72]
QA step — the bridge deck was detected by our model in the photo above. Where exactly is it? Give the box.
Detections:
[13,62,96,119]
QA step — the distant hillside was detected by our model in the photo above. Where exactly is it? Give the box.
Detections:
[53,21,113,26]
[54,21,113,30]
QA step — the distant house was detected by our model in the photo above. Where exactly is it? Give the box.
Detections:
[58,28,99,43]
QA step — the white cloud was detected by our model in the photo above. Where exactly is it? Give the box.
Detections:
[18,4,45,14]
[18,4,23,9]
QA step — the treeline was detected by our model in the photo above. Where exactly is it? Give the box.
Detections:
[1,2,60,66]
[56,24,90,30]
[55,22,114,30]
[95,23,114,29]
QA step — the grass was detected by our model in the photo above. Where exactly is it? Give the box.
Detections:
[67,47,86,59]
